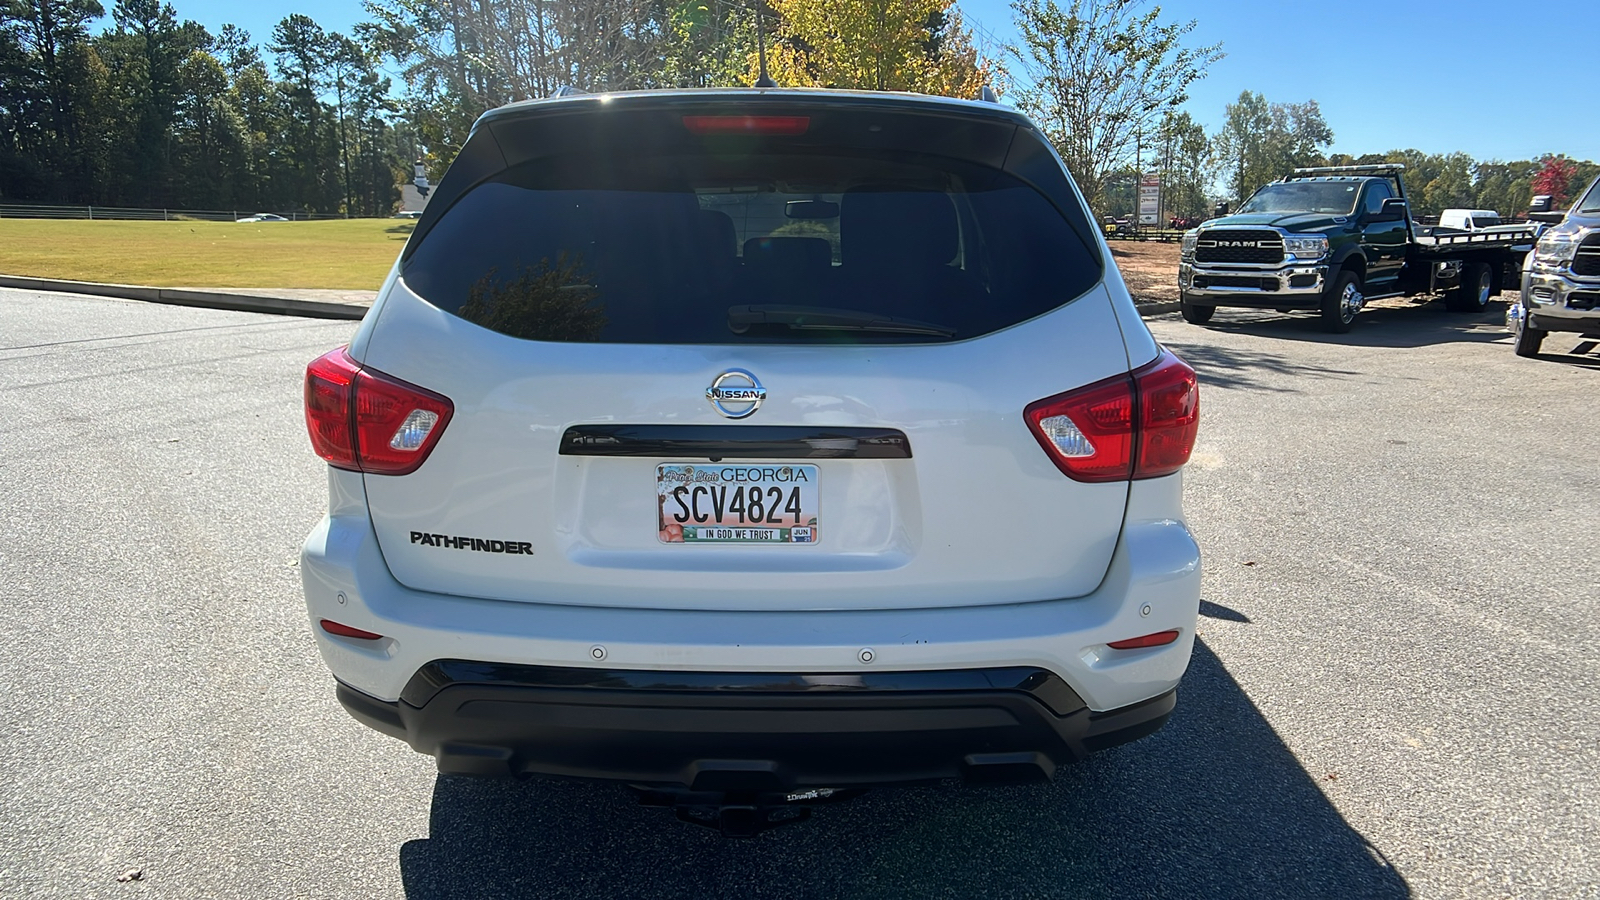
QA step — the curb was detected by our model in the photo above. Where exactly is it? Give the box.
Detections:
[0,274,368,320]
[1135,300,1181,317]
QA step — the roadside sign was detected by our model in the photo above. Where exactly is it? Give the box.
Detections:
[1139,172,1161,226]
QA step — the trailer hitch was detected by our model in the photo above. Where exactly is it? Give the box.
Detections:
[631,786,867,837]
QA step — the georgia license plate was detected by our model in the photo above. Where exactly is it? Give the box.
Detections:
[656,463,819,544]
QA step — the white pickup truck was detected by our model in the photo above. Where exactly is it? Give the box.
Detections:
[1509,176,1600,357]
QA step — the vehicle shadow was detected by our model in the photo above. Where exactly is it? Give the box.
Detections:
[1189,298,1512,349]
[1530,336,1600,370]
[396,641,1409,900]
[1161,340,1360,392]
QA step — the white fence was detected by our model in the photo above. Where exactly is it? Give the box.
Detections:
[0,204,345,222]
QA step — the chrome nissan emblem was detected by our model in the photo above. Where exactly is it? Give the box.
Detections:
[706,369,765,419]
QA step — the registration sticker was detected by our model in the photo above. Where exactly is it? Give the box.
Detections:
[657,463,819,544]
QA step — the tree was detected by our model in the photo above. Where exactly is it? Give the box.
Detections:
[1210,91,1331,204]
[1009,0,1222,217]
[1156,109,1208,219]
[1421,151,1474,215]
[1,0,106,200]
[659,0,755,89]
[269,13,334,211]
[1533,154,1578,207]
[325,34,366,215]
[171,47,245,206]
[98,0,210,204]
[1471,160,1533,217]
[1,2,403,213]
[362,0,717,175]
[763,0,996,98]
[213,23,258,77]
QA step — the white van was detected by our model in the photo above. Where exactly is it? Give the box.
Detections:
[1439,208,1503,231]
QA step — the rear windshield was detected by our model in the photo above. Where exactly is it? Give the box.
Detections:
[402,141,1100,344]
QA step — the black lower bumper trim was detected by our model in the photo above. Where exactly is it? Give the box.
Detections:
[337,662,1176,790]
[1191,295,1321,310]
[1529,310,1600,334]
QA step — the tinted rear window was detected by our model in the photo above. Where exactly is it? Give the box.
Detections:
[403,118,1101,344]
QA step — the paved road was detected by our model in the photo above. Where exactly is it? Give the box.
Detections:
[1,289,1596,899]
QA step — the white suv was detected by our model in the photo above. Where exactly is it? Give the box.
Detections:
[300,89,1201,827]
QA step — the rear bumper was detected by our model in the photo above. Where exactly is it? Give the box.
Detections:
[1178,261,1327,307]
[335,663,1176,788]
[303,479,1199,716]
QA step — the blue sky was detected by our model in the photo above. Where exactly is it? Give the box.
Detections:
[133,0,1596,163]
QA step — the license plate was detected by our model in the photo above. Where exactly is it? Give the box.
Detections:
[656,463,819,544]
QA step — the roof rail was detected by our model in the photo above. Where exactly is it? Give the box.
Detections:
[1288,163,1406,178]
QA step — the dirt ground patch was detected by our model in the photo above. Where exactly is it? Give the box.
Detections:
[1109,241,1181,303]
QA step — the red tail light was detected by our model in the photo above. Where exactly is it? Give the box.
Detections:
[682,115,810,135]
[1025,348,1199,482]
[304,347,453,476]
[1131,350,1200,478]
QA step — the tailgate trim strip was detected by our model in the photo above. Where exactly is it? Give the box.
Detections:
[559,425,912,459]
[400,660,1084,714]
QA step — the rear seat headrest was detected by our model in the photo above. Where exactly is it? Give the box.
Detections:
[841,186,958,267]
[697,209,736,263]
[743,236,832,273]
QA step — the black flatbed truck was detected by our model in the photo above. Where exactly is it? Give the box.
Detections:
[1176,164,1537,332]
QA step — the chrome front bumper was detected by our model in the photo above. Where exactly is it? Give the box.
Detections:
[1515,268,1600,333]
[1178,261,1328,306]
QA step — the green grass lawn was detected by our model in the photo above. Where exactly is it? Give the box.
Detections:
[0,218,412,289]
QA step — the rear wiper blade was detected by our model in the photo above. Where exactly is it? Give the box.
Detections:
[728,305,956,338]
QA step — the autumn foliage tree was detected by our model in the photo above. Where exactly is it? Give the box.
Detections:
[1532,154,1579,207]
[762,0,997,98]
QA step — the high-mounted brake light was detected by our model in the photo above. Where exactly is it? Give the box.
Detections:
[320,619,384,641]
[304,347,453,476]
[1024,348,1199,482]
[1107,630,1181,650]
[682,115,810,135]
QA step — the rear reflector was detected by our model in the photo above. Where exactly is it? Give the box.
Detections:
[682,115,810,135]
[1107,630,1181,650]
[304,347,454,475]
[320,619,383,641]
[1025,348,1199,482]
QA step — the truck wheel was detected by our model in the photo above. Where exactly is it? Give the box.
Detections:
[1446,262,1493,312]
[1180,295,1214,324]
[1319,270,1363,333]
[1513,305,1546,358]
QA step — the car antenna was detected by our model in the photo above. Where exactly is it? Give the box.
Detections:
[753,0,776,88]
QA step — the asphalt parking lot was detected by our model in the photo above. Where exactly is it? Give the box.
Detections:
[1,287,1596,899]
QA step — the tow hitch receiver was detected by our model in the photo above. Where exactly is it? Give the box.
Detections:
[631,787,867,837]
